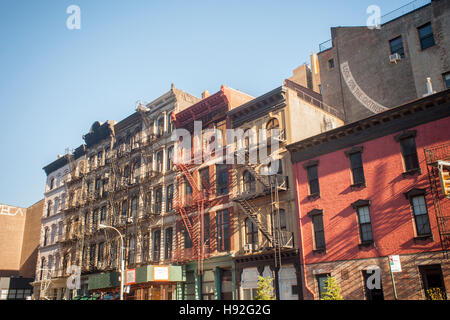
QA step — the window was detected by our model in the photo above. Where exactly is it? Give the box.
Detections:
[84,211,90,230]
[40,258,46,280]
[389,36,405,58]
[266,118,279,141]
[199,167,210,191]
[100,206,107,222]
[443,72,450,89]
[154,188,162,214]
[121,201,128,221]
[216,164,229,195]
[245,218,258,250]
[357,206,373,243]
[89,244,96,266]
[185,176,193,196]
[105,147,110,164]
[142,233,149,262]
[203,214,210,246]
[306,163,320,195]
[49,178,55,190]
[348,150,365,185]
[309,209,325,251]
[273,209,287,231]
[167,146,174,171]
[217,209,230,252]
[184,222,193,249]
[95,178,101,192]
[128,237,135,265]
[166,185,174,212]
[47,201,52,217]
[153,229,161,261]
[418,22,435,50]
[157,116,164,137]
[97,151,103,166]
[98,242,104,262]
[156,150,164,172]
[396,132,420,172]
[92,209,98,231]
[131,197,138,217]
[43,227,49,246]
[316,274,331,299]
[411,195,431,236]
[328,59,335,69]
[168,112,174,133]
[165,228,173,259]
[243,170,256,193]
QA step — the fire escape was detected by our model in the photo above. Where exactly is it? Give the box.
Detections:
[424,142,450,259]
[231,129,292,269]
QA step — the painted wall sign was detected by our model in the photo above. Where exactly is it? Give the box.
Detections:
[153,266,169,281]
[0,205,24,217]
[341,61,388,114]
[126,268,136,285]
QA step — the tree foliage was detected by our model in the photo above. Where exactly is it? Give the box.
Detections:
[254,276,276,300]
[321,276,343,300]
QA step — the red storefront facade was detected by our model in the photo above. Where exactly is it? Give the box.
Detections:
[288,89,450,300]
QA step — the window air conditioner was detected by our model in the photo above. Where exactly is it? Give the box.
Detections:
[389,53,401,64]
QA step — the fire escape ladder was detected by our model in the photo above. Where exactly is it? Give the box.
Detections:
[424,143,450,260]
[234,198,274,245]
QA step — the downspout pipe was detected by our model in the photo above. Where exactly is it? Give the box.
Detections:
[293,163,316,300]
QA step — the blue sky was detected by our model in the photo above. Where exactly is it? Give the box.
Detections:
[0,0,413,207]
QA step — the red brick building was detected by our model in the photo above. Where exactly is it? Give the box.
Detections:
[287,89,450,300]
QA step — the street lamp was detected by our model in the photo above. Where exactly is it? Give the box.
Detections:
[99,224,125,300]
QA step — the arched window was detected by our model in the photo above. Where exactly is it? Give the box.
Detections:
[168,112,174,134]
[245,218,258,250]
[266,118,279,130]
[43,227,49,246]
[157,116,164,137]
[266,118,280,141]
[243,171,256,193]
[54,198,59,214]
[47,201,52,217]
[40,257,46,280]
[51,224,57,244]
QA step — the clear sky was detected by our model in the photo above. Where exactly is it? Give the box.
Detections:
[0,0,415,207]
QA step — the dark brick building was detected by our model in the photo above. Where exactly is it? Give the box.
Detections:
[318,0,450,123]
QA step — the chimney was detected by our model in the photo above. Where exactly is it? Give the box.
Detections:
[202,90,210,99]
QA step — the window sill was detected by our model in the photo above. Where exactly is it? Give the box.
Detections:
[358,241,374,249]
[413,234,433,243]
[307,193,320,200]
[350,182,366,190]
[312,248,326,255]
[402,168,421,177]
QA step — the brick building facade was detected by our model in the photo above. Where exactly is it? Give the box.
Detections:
[287,89,450,300]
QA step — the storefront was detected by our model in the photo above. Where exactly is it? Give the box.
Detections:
[234,248,302,300]
[182,254,235,300]
[88,265,184,300]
